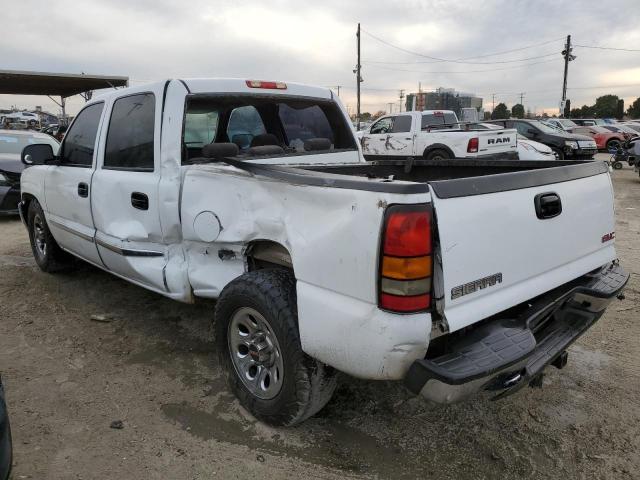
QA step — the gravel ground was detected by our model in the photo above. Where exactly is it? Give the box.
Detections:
[1,158,639,479]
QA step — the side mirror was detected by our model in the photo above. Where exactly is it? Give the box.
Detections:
[22,143,55,166]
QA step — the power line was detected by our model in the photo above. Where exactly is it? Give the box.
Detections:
[363,52,559,65]
[366,58,559,75]
[574,44,640,52]
[362,29,564,65]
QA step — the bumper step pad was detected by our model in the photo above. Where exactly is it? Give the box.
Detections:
[405,262,629,399]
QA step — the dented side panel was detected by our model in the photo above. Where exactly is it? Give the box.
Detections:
[180,165,432,378]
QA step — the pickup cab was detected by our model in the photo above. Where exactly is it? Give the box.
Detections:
[19,79,628,426]
[359,110,518,161]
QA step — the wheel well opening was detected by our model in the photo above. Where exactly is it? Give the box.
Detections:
[245,240,293,272]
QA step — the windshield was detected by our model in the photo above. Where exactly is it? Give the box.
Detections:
[183,95,356,163]
[559,119,577,128]
[0,133,60,155]
[529,120,559,134]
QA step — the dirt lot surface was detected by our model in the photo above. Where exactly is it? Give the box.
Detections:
[1,159,639,479]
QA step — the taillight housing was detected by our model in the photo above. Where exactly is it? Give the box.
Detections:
[379,204,433,313]
[467,137,479,153]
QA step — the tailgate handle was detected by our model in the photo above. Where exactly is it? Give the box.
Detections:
[535,192,562,219]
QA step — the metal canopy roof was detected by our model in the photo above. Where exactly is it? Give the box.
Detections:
[0,69,128,97]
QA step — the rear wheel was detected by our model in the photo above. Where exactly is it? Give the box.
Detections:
[214,269,337,426]
[424,149,451,161]
[27,200,73,272]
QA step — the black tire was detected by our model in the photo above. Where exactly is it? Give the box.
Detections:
[27,200,73,273]
[606,139,622,152]
[552,148,565,160]
[214,269,337,426]
[612,161,623,170]
[424,148,451,161]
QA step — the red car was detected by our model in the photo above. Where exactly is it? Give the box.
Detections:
[569,125,626,151]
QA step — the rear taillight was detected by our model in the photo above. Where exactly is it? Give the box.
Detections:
[467,137,479,153]
[245,80,287,89]
[379,205,433,313]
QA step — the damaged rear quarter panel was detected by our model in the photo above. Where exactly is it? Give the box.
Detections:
[180,165,432,378]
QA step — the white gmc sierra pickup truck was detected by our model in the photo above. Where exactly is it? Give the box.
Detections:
[19,79,628,426]
[359,110,519,161]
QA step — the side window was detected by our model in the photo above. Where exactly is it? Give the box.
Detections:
[392,115,412,133]
[227,106,266,148]
[515,123,530,135]
[104,93,155,171]
[59,103,104,167]
[370,117,393,134]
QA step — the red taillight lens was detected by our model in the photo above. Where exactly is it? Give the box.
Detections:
[383,210,431,257]
[245,80,287,89]
[467,137,479,153]
[379,205,433,313]
[380,293,430,312]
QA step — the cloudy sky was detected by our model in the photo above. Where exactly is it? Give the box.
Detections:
[2,0,639,117]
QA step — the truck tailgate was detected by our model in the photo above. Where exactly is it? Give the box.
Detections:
[429,162,616,332]
[477,128,518,155]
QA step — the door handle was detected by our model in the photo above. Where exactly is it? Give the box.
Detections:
[534,192,562,219]
[131,192,149,211]
[77,182,89,198]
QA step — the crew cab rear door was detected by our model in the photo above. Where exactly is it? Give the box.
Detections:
[429,162,616,332]
[90,83,168,292]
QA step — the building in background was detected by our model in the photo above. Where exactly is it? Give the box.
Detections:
[406,87,483,118]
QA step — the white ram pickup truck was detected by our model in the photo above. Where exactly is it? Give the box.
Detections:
[19,79,627,426]
[359,110,519,161]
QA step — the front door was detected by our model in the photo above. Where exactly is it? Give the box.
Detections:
[90,88,167,292]
[44,102,105,266]
[361,115,413,157]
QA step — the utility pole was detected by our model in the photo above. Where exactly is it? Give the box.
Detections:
[491,93,496,113]
[328,85,341,97]
[398,89,405,112]
[356,24,361,127]
[561,34,575,118]
[518,92,525,106]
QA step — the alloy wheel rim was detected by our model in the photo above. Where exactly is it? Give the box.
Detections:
[33,214,47,258]
[227,307,284,400]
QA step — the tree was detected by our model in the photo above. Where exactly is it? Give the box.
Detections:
[491,103,510,119]
[570,104,595,118]
[371,110,386,120]
[359,112,372,122]
[593,95,619,118]
[627,97,640,118]
[511,103,525,118]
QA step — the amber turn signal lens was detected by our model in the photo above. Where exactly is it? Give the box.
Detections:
[382,255,431,280]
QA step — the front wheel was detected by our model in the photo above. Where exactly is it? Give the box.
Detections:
[214,269,337,426]
[27,200,73,272]
[552,148,565,160]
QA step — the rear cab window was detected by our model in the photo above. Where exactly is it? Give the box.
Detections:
[182,95,357,163]
[421,112,459,130]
